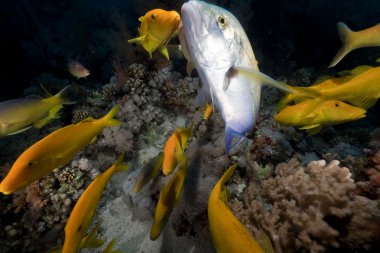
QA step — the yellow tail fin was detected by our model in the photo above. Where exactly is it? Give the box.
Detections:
[52,85,76,105]
[102,104,122,126]
[329,22,354,67]
[113,153,128,172]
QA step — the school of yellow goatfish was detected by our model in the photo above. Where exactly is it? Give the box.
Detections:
[0,0,380,252]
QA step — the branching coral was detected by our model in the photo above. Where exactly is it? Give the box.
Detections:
[231,158,380,253]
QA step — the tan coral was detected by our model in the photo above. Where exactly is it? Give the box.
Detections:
[230,158,380,253]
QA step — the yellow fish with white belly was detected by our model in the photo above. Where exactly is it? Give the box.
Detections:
[62,154,128,253]
[128,9,181,60]
[0,105,122,195]
[0,86,74,137]
[208,163,264,253]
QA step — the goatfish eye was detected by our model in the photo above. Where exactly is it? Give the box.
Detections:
[151,13,157,21]
[218,15,227,29]
[335,102,340,107]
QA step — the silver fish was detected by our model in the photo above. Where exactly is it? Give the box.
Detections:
[181,0,293,152]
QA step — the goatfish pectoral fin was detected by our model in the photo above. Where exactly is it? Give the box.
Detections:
[224,66,296,94]
[329,22,355,68]
[33,105,63,129]
[299,124,322,136]
[133,152,164,193]
[350,97,378,109]
[159,46,170,60]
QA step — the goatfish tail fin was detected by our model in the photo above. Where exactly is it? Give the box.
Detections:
[329,22,355,67]
[79,223,105,249]
[101,104,122,126]
[113,153,128,173]
[224,66,295,94]
[186,122,194,138]
[48,85,76,105]
[218,163,237,203]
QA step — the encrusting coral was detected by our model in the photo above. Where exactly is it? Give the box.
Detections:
[230,158,380,253]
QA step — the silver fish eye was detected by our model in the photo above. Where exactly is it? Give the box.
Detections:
[218,15,227,29]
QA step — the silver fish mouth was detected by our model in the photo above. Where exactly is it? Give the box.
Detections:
[181,1,206,43]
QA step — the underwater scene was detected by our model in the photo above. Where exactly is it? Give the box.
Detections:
[0,0,380,252]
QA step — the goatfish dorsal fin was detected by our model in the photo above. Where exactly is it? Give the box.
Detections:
[338,65,373,77]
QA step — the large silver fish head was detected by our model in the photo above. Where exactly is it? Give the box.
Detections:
[181,0,241,69]
[182,0,260,152]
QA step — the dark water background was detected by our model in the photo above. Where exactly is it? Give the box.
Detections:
[0,0,380,102]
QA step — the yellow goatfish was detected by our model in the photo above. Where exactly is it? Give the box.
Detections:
[133,152,164,192]
[278,65,376,110]
[275,99,366,135]
[329,22,380,67]
[62,154,128,253]
[291,66,380,109]
[68,59,90,79]
[0,86,74,137]
[208,164,264,253]
[162,124,192,176]
[0,105,122,195]
[128,9,181,60]
[150,156,188,240]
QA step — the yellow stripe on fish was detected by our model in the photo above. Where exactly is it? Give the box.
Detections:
[208,163,264,253]
[0,105,122,195]
[63,154,128,253]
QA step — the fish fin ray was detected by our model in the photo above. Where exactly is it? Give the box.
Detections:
[328,22,354,67]
[194,85,211,108]
[349,97,378,109]
[186,61,195,77]
[7,125,33,135]
[225,127,245,153]
[226,66,296,94]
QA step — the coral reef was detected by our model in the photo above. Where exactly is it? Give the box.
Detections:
[230,158,380,253]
